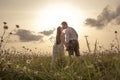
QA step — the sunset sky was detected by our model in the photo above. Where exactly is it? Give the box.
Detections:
[0,0,120,54]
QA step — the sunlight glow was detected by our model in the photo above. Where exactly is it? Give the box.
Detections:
[35,3,84,31]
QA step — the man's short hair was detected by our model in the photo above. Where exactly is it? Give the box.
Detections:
[61,21,67,25]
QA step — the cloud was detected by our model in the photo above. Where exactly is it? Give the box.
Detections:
[16,29,43,42]
[85,5,120,29]
[39,28,55,36]
[116,16,120,25]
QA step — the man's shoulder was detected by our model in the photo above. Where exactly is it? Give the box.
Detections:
[66,27,72,31]
[68,27,76,31]
[65,27,70,31]
[66,27,72,29]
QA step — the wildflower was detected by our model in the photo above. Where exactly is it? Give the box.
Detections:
[16,65,20,69]
[16,25,19,28]
[64,65,69,70]
[6,61,12,68]
[87,64,94,69]
[54,72,60,76]
[2,67,7,71]
[6,61,12,65]
[96,54,101,59]
[1,58,5,62]
[23,66,27,71]
[27,68,31,72]
[97,59,102,63]
[34,71,39,75]
[74,72,77,75]
[77,76,83,80]
[26,60,31,64]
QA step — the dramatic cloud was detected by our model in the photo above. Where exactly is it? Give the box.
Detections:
[16,29,43,42]
[39,28,55,36]
[85,5,120,29]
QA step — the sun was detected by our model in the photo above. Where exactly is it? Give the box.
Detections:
[34,3,84,31]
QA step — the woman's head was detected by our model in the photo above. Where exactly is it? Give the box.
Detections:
[56,26,62,44]
[57,26,62,35]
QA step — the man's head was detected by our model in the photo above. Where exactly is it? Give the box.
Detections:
[61,21,68,29]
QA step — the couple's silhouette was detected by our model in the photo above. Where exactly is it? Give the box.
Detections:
[51,21,80,68]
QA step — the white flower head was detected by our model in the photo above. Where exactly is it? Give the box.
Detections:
[34,71,39,75]
[1,58,5,62]
[97,59,102,63]
[87,64,94,69]
[64,65,69,70]
[26,60,31,64]
[16,65,20,69]
[27,68,31,72]
[23,66,27,71]
[54,72,60,76]
[7,61,12,65]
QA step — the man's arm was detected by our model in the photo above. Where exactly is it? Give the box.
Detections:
[72,28,78,38]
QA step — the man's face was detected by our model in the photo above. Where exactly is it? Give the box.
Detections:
[62,24,67,29]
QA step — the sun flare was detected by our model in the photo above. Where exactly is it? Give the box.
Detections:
[35,3,84,31]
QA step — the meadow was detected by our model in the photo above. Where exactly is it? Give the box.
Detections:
[0,22,120,80]
[0,48,120,80]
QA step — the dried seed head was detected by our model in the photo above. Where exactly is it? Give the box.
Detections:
[16,25,19,28]
[3,22,7,24]
[115,31,117,34]
[4,26,8,29]
[9,32,13,35]
[1,39,3,42]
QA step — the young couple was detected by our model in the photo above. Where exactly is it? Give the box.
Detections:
[51,21,80,68]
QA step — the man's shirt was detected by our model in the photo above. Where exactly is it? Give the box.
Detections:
[65,27,78,43]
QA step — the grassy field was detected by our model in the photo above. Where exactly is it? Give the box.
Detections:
[1,21,120,80]
[0,49,120,80]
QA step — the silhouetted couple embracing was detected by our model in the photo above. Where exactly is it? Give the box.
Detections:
[51,21,80,68]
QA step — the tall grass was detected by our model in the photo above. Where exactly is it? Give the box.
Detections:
[0,22,19,50]
[0,49,120,80]
[0,22,120,80]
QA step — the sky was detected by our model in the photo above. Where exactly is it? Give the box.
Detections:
[0,0,120,54]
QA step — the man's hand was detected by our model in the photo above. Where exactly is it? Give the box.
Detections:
[65,42,69,51]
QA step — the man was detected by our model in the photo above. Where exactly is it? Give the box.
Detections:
[61,21,80,60]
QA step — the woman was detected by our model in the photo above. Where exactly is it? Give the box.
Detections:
[51,26,65,69]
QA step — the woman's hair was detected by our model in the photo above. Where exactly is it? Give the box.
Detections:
[56,26,61,45]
